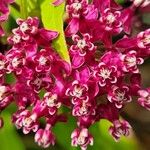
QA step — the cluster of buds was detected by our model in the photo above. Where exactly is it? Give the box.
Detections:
[0,0,150,150]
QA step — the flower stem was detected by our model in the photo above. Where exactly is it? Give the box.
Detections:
[20,0,28,19]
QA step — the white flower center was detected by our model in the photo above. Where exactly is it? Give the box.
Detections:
[106,14,115,24]
[79,103,88,115]
[0,86,6,101]
[72,2,82,11]
[77,135,85,145]
[46,94,57,107]
[72,86,83,98]
[77,39,86,49]
[143,35,150,45]
[34,78,42,87]
[0,60,5,70]
[99,68,111,79]
[23,117,33,127]
[20,22,29,32]
[41,135,48,145]
[126,56,136,67]
[13,35,21,44]
[12,57,20,68]
[116,91,125,101]
[116,128,124,136]
[39,56,47,65]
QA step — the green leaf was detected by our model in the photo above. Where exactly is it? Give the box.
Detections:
[20,0,28,19]
[0,112,25,150]
[53,116,77,150]
[115,0,125,4]
[40,0,70,63]
[10,6,21,19]
[98,119,139,150]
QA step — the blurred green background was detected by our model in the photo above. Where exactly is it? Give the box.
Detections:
[0,109,140,150]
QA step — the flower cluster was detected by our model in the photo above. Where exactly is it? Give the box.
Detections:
[0,0,150,150]
[0,0,14,36]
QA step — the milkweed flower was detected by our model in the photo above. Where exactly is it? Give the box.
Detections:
[0,0,149,149]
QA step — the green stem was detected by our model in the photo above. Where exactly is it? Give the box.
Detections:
[20,0,28,19]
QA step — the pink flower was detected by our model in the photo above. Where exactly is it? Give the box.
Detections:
[121,50,144,73]
[16,17,39,34]
[6,50,26,75]
[138,88,150,110]
[109,120,131,141]
[0,0,14,36]
[71,128,93,150]
[43,92,61,115]
[70,33,96,68]
[14,82,38,110]
[65,0,98,36]
[100,8,123,34]
[137,29,150,50]
[107,85,132,108]
[93,0,122,13]
[32,49,53,73]
[0,53,7,77]
[8,17,58,58]
[66,0,89,18]
[35,125,55,148]
[66,80,88,99]
[27,72,53,93]
[94,62,117,87]
[0,85,12,110]
[70,33,96,56]
[0,2,149,149]
[12,110,39,134]
[72,101,95,116]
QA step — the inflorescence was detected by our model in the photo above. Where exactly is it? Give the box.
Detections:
[0,0,150,150]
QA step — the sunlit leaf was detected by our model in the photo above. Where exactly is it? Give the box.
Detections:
[40,0,70,63]
[53,116,77,150]
[10,6,21,19]
[98,119,139,150]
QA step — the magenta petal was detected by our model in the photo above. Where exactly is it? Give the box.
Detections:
[115,36,137,49]
[0,26,4,36]
[52,0,64,6]
[88,81,99,97]
[93,0,110,14]
[121,8,134,34]
[80,20,104,42]
[75,67,90,83]
[65,18,79,37]
[57,59,72,75]
[25,42,37,58]
[39,28,58,41]
[130,73,141,86]
[0,14,8,22]
[103,32,112,48]
[85,5,98,20]
[54,79,64,94]
[72,54,84,68]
